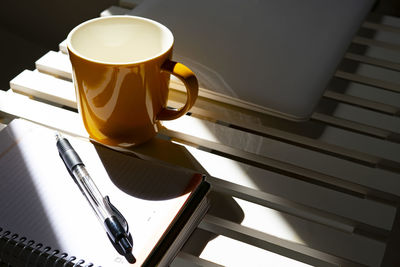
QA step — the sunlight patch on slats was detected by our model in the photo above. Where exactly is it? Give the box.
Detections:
[199,235,312,267]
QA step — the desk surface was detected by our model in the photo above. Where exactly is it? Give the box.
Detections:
[1,6,400,267]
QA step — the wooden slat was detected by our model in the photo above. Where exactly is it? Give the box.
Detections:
[168,118,400,198]
[10,70,76,108]
[328,77,400,112]
[199,218,336,267]
[200,214,380,267]
[334,70,400,93]
[340,61,400,87]
[352,36,400,51]
[315,99,400,141]
[344,53,400,72]
[170,78,400,161]
[169,94,400,171]
[163,120,400,198]
[323,90,400,116]
[358,29,400,52]
[208,175,352,232]
[367,13,400,28]
[168,78,307,120]
[180,145,397,232]
[0,90,86,138]
[311,112,400,143]
[173,252,224,267]
[59,40,67,54]
[190,234,314,267]
[163,125,384,195]
[59,39,67,53]
[36,51,72,80]
[362,21,400,34]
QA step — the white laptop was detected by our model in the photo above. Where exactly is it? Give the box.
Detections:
[129,0,375,121]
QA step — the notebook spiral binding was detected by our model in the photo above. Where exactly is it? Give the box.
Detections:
[0,227,98,267]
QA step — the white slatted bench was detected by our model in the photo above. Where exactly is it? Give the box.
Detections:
[1,4,400,267]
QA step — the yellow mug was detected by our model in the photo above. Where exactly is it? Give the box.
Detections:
[67,16,198,146]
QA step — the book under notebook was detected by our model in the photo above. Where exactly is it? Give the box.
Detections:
[0,119,210,266]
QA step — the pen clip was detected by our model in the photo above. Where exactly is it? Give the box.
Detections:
[104,196,129,234]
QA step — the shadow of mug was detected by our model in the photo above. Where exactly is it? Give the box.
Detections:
[93,139,245,258]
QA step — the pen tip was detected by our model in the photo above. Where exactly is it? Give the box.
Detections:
[55,132,63,142]
[125,253,136,264]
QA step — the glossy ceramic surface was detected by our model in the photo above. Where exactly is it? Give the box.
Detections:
[67,16,198,146]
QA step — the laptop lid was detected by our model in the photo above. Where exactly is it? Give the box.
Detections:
[129,0,374,120]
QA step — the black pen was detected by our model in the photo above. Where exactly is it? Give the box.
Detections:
[55,133,136,264]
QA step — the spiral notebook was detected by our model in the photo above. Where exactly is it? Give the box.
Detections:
[0,119,210,266]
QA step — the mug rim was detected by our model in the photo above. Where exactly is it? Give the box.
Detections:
[66,15,174,66]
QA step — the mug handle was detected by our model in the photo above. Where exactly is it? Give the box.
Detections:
[157,59,199,120]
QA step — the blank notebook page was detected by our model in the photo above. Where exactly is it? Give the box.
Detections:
[0,119,201,266]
